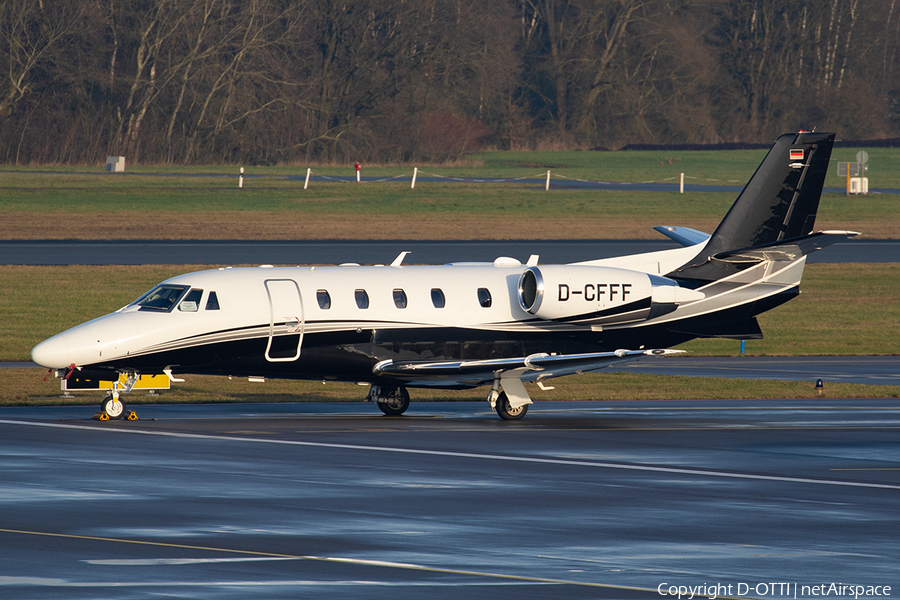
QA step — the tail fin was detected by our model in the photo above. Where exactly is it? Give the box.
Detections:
[670,131,835,282]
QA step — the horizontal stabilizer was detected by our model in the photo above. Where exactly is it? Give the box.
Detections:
[653,226,711,247]
[712,230,860,264]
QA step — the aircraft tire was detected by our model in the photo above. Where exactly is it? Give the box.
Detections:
[100,394,126,420]
[377,386,410,416]
[495,392,528,420]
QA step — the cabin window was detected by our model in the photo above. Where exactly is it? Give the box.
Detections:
[317,289,331,310]
[355,289,369,309]
[178,289,203,312]
[205,291,220,310]
[431,288,445,308]
[477,287,492,308]
[393,289,407,309]
[135,284,189,312]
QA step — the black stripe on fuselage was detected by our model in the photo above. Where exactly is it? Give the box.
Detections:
[552,297,652,323]
[83,289,793,388]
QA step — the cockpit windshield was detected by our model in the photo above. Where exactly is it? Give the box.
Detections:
[132,284,190,312]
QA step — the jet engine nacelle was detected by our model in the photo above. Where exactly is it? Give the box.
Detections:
[517,265,703,326]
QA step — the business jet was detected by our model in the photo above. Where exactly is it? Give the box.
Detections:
[32,131,855,420]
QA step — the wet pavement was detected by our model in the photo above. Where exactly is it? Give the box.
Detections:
[1,399,898,599]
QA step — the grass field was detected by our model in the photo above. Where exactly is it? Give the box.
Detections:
[0,146,897,240]
[4,144,897,186]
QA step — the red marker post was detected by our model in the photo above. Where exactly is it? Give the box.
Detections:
[355,162,360,183]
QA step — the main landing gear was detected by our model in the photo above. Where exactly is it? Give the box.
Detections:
[365,382,530,420]
[488,375,531,420]
[368,385,410,416]
[493,391,528,420]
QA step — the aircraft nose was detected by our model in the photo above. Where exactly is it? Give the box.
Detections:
[31,334,70,369]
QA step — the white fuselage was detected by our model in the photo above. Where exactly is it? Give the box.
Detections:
[31,241,806,390]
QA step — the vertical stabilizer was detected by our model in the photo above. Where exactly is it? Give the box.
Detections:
[670,131,834,282]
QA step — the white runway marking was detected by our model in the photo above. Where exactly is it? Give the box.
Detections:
[84,557,297,566]
[0,576,536,588]
[2,419,899,491]
[0,528,646,591]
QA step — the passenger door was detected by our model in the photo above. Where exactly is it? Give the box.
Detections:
[264,279,304,362]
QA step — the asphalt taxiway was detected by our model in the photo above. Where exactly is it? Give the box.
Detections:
[609,355,900,386]
[2,238,896,265]
[1,399,898,599]
[14,169,900,196]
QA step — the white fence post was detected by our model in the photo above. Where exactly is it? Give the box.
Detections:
[545,170,551,191]
[680,172,684,194]
[304,167,311,190]
[411,167,418,189]
[239,167,244,189]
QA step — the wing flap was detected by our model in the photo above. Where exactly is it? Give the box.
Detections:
[373,348,685,387]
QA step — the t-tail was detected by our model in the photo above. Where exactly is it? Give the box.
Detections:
[669,131,854,284]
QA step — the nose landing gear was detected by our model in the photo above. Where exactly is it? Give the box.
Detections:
[100,392,126,420]
[94,395,139,421]
[95,372,140,421]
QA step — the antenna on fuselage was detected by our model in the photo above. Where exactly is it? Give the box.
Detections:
[391,251,411,267]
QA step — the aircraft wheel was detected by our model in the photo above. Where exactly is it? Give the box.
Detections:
[377,386,410,416]
[495,392,528,421]
[100,394,126,420]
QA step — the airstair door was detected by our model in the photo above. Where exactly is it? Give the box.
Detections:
[264,279,304,362]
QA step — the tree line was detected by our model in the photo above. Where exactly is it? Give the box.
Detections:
[1,0,898,165]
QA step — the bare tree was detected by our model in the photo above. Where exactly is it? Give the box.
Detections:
[0,0,897,164]
[0,1,83,118]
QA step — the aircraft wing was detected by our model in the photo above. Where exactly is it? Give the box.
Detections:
[372,348,684,388]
